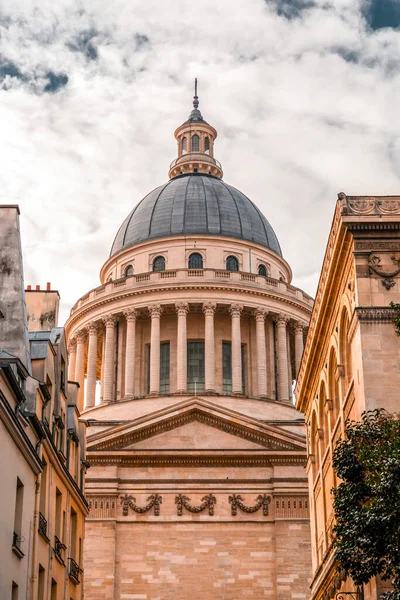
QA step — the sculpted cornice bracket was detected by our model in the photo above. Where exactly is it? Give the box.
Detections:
[228,493,271,516]
[175,493,216,516]
[120,493,162,516]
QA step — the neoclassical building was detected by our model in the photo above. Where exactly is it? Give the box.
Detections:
[66,87,314,599]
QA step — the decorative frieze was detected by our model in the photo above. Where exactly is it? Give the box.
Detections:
[87,496,117,519]
[356,306,396,322]
[274,496,309,519]
[341,195,400,216]
[120,493,162,516]
[175,493,216,516]
[228,493,271,516]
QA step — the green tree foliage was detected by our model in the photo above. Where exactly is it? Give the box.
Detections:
[332,410,400,600]
[389,302,400,336]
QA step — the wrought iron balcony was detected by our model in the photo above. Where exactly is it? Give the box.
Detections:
[38,512,49,541]
[12,531,24,558]
[54,535,66,564]
[68,557,83,585]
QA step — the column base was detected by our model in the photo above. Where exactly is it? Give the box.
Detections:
[174,389,188,395]
[148,391,160,397]
[257,395,268,400]
[204,389,217,395]
[232,392,246,397]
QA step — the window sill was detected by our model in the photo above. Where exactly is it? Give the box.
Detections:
[12,544,25,559]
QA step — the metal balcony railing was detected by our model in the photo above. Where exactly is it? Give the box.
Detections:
[54,535,66,564]
[68,557,83,585]
[12,531,24,558]
[38,512,48,540]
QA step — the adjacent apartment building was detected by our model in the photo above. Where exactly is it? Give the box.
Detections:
[296,193,400,600]
[0,205,89,600]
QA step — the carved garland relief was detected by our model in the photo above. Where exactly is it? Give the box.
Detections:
[368,253,400,290]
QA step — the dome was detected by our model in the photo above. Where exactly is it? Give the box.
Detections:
[110,174,282,257]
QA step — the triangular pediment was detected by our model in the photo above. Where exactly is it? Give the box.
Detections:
[87,398,306,454]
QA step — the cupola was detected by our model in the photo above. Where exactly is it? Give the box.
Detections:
[168,79,223,179]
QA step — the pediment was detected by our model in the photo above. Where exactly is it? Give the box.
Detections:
[87,398,306,454]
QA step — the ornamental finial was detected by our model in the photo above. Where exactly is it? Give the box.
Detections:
[193,77,199,110]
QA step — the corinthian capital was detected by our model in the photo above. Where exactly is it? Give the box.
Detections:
[76,330,87,344]
[229,303,243,318]
[292,321,306,333]
[253,307,268,322]
[102,314,117,327]
[87,321,99,335]
[67,337,77,353]
[175,302,189,316]
[123,308,137,323]
[203,301,217,316]
[149,304,163,318]
[273,313,290,326]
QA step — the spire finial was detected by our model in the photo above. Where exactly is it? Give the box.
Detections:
[193,77,199,110]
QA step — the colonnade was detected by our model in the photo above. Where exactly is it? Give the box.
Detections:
[67,303,306,410]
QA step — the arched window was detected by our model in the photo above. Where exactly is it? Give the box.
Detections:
[258,264,267,277]
[204,137,210,153]
[226,255,239,271]
[188,252,203,269]
[182,136,187,153]
[340,309,352,390]
[152,256,165,272]
[310,412,319,476]
[192,134,199,152]
[328,349,340,431]
[125,265,134,277]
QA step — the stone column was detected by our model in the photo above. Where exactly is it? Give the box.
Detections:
[176,302,189,394]
[102,314,117,403]
[230,303,243,395]
[86,322,98,409]
[67,337,77,381]
[149,305,162,395]
[124,309,137,398]
[75,331,86,411]
[293,322,305,376]
[274,314,290,402]
[203,302,217,393]
[254,308,268,398]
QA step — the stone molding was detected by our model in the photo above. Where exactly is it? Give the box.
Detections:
[87,454,306,468]
[356,306,396,322]
[355,240,400,252]
[341,194,400,216]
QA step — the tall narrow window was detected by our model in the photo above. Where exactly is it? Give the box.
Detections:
[226,255,239,271]
[188,253,203,269]
[39,460,47,520]
[125,264,134,277]
[222,342,232,394]
[13,478,24,551]
[38,566,45,600]
[204,137,210,153]
[191,134,199,152]
[55,489,62,539]
[182,136,187,153]
[241,344,246,395]
[12,582,18,600]
[159,342,170,394]
[187,341,205,393]
[70,508,77,561]
[51,580,57,600]
[258,264,267,277]
[153,256,165,272]
[60,357,66,394]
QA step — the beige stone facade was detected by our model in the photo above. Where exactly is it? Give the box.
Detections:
[0,205,88,600]
[65,90,314,599]
[296,194,400,600]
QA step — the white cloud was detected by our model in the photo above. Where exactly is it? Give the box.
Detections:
[0,0,399,321]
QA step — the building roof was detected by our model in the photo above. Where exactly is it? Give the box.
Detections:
[110,173,282,257]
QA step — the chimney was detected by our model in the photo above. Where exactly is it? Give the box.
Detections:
[35,285,40,290]
[46,282,51,291]
[27,285,31,290]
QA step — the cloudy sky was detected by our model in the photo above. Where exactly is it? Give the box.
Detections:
[1,0,400,322]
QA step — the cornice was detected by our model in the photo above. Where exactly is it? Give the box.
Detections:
[87,453,307,468]
[355,306,396,322]
[86,477,309,484]
[66,283,312,333]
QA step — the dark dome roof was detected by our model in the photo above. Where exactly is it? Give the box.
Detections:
[110,174,282,257]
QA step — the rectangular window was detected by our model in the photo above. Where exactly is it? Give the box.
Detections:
[70,508,77,561]
[14,478,24,540]
[50,580,57,600]
[159,342,170,394]
[222,342,246,394]
[39,460,47,516]
[12,582,18,600]
[187,341,205,393]
[38,566,45,600]
[146,342,170,394]
[222,342,232,394]
[55,489,62,539]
